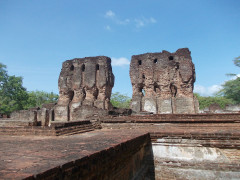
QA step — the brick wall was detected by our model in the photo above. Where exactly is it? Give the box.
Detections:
[24,134,155,180]
[101,113,240,123]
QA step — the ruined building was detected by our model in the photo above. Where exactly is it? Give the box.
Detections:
[2,49,240,180]
[9,49,199,125]
[54,56,114,121]
[130,48,199,114]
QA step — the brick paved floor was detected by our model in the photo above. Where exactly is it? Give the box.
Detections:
[1,123,240,179]
[0,129,147,180]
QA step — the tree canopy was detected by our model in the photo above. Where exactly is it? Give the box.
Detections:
[25,91,58,109]
[217,77,240,104]
[0,63,59,115]
[110,92,131,108]
[0,63,29,115]
[216,56,240,104]
[194,93,234,110]
[226,56,240,77]
[233,56,240,68]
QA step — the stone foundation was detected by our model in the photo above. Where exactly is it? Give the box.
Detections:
[0,130,154,180]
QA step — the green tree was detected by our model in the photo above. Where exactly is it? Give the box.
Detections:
[194,93,234,110]
[217,56,240,104]
[0,63,29,115]
[0,63,7,85]
[217,78,240,104]
[0,63,59,115]
[110,92,131,108]
[25,90,58,108]
[227,56,240,77]
[233,56,240,67]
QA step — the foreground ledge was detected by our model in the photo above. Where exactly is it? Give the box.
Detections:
[0,129,154,180]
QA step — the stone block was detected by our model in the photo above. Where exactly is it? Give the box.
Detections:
[131,95,142,113]
[54,105,69,122]
[173,97,195,114]
[143,97,157,114]
[157,98,173,114]
[71,105,108,121]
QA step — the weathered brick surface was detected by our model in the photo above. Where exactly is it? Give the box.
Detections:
[10,106,54,127]
[102,122,240,148]
[100,115,240,179]
[221,149,240,163]
[1,113,240,179]
[101,113,240,123]
[155,165,240,180]
[0,130,154,180]
[0,120,99,136]
[55,56,114,121]
[130,48,198,114]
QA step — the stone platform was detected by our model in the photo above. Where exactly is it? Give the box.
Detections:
[101,116,240,179]
[0,130,154,180]
[1,113,240,180]
[102,123,240,147]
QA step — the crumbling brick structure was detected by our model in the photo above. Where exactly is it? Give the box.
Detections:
[54,56,114,121]
[130,48,199,114]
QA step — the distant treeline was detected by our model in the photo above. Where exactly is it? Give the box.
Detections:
[0,63,58,116]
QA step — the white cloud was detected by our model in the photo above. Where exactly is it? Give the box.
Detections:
[208,85,222,94]
[111,57,130,67]
[135,17,157,28]
[104,10,156,29]
[105,10,115,18]
[104,25,112,31]
[117,18,130,25]
[194,84,222,96]
[135,19,145,28]
[194,74,240,96]
[149,17,157,23]
[104,10,130,25]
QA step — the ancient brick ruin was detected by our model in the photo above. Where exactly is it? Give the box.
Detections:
[1,48,240,180]
[130,48,199,114]
[54,56,114,121]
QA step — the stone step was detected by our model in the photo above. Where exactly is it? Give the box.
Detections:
[55,125,95,134]
[58,128,95,136]
[0,123,97,136]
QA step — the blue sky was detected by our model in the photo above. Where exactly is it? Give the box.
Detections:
[0,0,240,97]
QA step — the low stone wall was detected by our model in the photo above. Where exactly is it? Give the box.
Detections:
[200,104,240,114]
[101,120,240,179]
[10,110,38,125]
[153,138,240,180]
[101,113,240,123]
[9,104,55,127]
